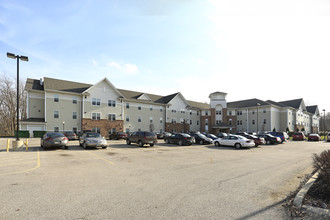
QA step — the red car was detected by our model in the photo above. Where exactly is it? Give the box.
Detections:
[108,132,127,140]
[292,132,306,141]
[241,134,265,147]
[308,134,321,141]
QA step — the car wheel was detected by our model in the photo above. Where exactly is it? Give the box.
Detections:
[102,146,107,149]
[235,143,241,149]
[138,140,143,147]
[64,146,68,149]
[126,139,131,145]
[165,139,170,144]
[255,144,259,147]
[215,141,220,146]
[199,140,203,145]
[83,142,87,149]
[266,140,271,145]
[150,143,154,147]
[178,140,183,146]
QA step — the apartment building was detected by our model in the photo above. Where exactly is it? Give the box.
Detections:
[22,77,320,137]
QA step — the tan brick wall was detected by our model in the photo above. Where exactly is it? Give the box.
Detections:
[82,119,124,137]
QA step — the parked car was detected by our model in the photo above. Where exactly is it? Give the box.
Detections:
[217,133,228,138]
[308,134,321,141]
[205,133,218,140]
[189,133,213,145]
[41,132,68,150]
[126,131,157,147]
[327,132,330,142]
[213,135,255,149]
[292,132,306,141]
[164,133,195,146]
[63,131,78,140]
[257,134,282,145]
[268,132,289,143]
[79,132,107,149]
[77,130,92,138]
[240,134,265,147]
[108,132,127,140]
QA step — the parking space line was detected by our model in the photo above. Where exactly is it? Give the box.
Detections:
[85,151,115,165]
[0,150,40,176]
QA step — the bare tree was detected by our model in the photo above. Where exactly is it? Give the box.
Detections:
[0,74,26,136]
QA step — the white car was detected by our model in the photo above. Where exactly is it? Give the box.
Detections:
[79,132,108,149]
[213,135,255,149]
[327,132,330,142]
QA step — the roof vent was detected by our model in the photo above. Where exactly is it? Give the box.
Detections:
[40,78,44,86]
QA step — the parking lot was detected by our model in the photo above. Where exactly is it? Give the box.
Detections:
[0,139,329,219]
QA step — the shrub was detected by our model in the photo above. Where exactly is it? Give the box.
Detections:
[312,150,330,182]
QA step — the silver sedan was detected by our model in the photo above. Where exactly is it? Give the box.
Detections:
[79,132,108,149]
[41,132,69,150]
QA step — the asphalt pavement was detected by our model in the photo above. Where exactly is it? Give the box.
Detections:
[0,138,329,219]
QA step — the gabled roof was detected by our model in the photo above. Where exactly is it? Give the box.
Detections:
[306,105,319,115]
[188,100,210,110]
[278,98,304,110]
[25,78,44,91]
[137,93,152,101]
[227,98,270,108]
[43,77,91,93]
[265,100,288,107]
[162,93,179,104]
[83,78,124,98]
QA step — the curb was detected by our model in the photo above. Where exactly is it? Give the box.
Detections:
[293,171,330,218]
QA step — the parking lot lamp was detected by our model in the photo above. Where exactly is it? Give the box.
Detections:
[7,52,29,141]
[256,103,261,135]
[323,109,326,140]
[62,121,65,132]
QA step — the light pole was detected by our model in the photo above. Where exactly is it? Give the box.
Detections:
[7,52,29,141]
[256,103,261,134]
[323,109,326,140]
[62,121,65,132]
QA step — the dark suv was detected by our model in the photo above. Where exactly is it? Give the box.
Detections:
[126,131,157,147]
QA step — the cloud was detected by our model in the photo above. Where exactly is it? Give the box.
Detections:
[107,61,139,74]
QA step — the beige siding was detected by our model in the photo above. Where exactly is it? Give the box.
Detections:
[45,91,81,132]
[28,92,44,118]
[123,101,165,132]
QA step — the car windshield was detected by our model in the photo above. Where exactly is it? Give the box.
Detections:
[49,133,65,138]
[198,134,207,138]
[267,134,275,138]
[146,132,156,137]
[65,131,75,135]
[86,133,101,138]
[181,133,190,137]
[250,135,258,138]
[208,134,217,138]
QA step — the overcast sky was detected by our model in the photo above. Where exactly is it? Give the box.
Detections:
[1,0,330,113]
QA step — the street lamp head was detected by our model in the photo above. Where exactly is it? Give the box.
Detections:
[20,56,29,62]
[256,103,261,106]
[7,52,16,59]
[62,121,65,125]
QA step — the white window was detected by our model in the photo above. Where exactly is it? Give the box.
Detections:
[205,119,208,125]
[54,127,59,132]
[150,117,153,123]
[72,112,77,119]
[160,117,163,123]
[172,118,176,124]
[92,127,100,133]
[126,116,129,122]
[138,116,141,122]
[108,100,116,107]
[138,105,141,110]
[54,95,59,102]
[108,114,116,121]
[92,98,101,106]
[54,110,59,118]
[92,112,101,120]
[72,97,77,104]
[126,103,130,109]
